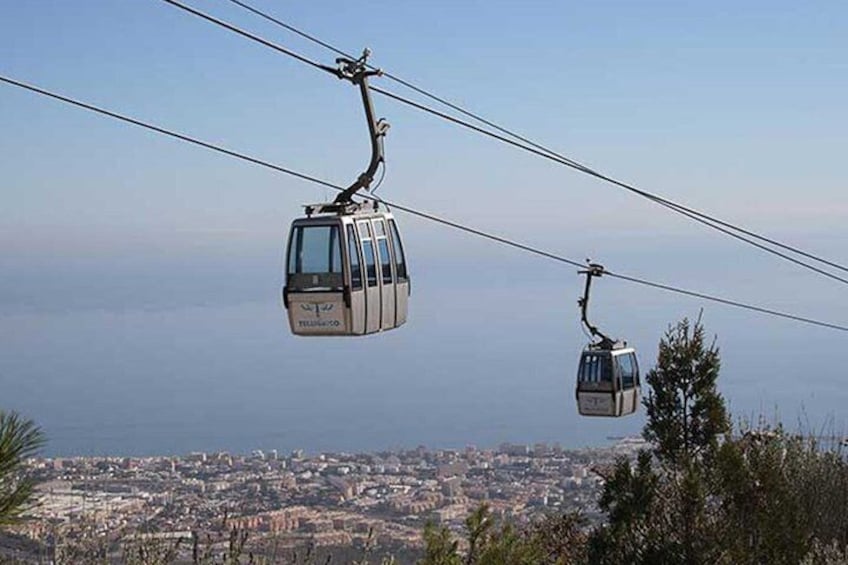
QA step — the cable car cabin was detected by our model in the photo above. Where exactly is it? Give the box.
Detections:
[576,347,640,417]
[283,207,409,336]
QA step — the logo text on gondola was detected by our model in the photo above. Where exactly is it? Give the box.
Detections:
[298,302,340,328]
[298,319,341,327]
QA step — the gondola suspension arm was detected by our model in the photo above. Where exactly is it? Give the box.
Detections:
[578,262,617,349]
[323,49,390,205]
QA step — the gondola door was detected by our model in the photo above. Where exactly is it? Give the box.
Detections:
[345,222,366,335]
[576,352,616,417]
[358,220,381,333]
[284,221,347,336]
[612,364,623,417]
[388,218,409,326]
[615,352,639,416]
[373,219,396,330]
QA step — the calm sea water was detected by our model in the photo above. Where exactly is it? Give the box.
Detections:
[2,240,846,457]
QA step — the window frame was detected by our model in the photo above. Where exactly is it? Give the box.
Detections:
[374,219,394,285]
[388,219,408,282]
[358,221,379,288]
[287,224,343,275]
[616,353,635,389]
[346,224,363,291]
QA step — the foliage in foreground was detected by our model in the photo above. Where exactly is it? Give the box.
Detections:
[423,317,848,565]
[420,504,586,565]
[0,411,45,527]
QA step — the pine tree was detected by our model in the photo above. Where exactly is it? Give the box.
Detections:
[589,316,729,565]
[419,504,579,565]
[643,316,728,469]
[425,315,848,563]
[420,522,461,565]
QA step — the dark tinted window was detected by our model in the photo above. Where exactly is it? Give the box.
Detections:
[359,222,378,287]
[287,228,298,275]
[378,238,393,284]
[631,353,640,386]
[388,220,408,281]
[363,241,377,287]
[580,354,613,383]
[579,355,597,383]
[346,225,362,290]
[287,225,342,275]
[617,353,636,389]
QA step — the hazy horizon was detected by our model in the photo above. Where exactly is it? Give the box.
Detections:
[2,1,846,457]
[2,231,846,458]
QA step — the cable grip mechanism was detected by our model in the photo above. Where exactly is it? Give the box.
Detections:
[329,49,390,206]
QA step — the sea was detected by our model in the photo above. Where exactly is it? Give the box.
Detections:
[1,235,846,457]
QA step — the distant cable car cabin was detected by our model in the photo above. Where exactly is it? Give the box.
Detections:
[575,263,641,417]
[282,50,410,336]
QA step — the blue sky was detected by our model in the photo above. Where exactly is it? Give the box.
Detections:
[3,0,846,238]
[1,1,847,455]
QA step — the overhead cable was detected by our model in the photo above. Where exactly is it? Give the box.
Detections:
[2,74,847,333]
[220,0,590,171]
[160,0,332,74]
[369,86,848,287]
[208,0,848,282]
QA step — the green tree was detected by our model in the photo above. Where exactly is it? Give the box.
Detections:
[714,427,848,564]
[589,316,729,565]
[420,521,461,565]
[419,505,584,565]
[589,317,848,564]
[528,511,588,564]
[589,451,669,565]
[0,410,45,527]
[643,316,728,468]
[428,316,848,564]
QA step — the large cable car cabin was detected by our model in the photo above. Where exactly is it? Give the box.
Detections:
[575,263,641,417]
[282,50,410,337]
[284,203,409,336]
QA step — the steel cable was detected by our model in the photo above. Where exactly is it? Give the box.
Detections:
[214,0,848,282]
[2,74,846,333]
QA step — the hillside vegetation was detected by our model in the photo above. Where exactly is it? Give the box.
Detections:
[421,319,848,565]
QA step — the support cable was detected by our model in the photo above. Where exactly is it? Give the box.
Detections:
[370,87,848,286]
[2,74,847,333]
[214,0,848,281]
[220,0,588,170]
[161,0,336,75]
